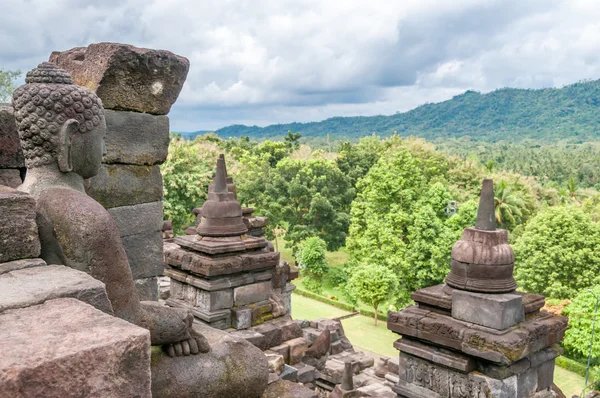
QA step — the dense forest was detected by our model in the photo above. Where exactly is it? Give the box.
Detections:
[184,79,600,143]
[162,133,600,373]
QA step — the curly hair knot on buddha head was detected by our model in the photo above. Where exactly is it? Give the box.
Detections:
[12,62,104,168]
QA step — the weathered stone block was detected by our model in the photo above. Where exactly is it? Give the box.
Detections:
[50,43,189,115]
[85,164,162,208]
[253,322,283,348]
[452,290,524,330]
[0,104,24,169]
[537,359,555,391]
[306,329,330,358]
[288,337,308,365]
[0,265,113,315]
[234,281,273,307]
[121,231,164,279]
[196,288,234,312]
[103,110,170,165]
[296,363,316,383]
[279,318,304,341]
[233,307,252,329]
[0,168,21,188]
[229,330,267,351]
[270,343,290,364]
[135,276,158,301]
[107,201,163,237]
[267,353,285,375]
[0,188,40,263]
[279,364,298,382]
[0,298,151,398]
[0,258,46,275]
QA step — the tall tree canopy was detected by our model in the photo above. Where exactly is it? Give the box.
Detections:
[514,205,600,299]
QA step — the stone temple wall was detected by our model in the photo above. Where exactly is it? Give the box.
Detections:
[49,43,190,301]
[0,104,25,188]
[84,109,169,300]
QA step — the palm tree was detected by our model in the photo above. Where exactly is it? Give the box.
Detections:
[483,160,496,173]
[566,176,587,204]
[494,180,525,228]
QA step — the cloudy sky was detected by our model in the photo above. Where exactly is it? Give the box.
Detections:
[2,0,600,131]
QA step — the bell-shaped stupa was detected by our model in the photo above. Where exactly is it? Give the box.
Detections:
[445,179,517,293]
[196,155,248,237]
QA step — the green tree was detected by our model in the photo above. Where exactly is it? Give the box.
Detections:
[296,237,329,294]
[264,158,353,252]
[494,180,526,229]
[347,264,398,325]
[284,131,302,151]
[514,206,600,299]
[0,69,21,103]
[161,137,216,233]
[562,285,600,364]
[336,135,388,187]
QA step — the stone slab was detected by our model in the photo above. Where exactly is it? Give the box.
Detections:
[0,265,113,315]
[174,234,269,256]
[228,330,267,351]
[0,104,24,168]
[0,298,151,398]
[166,297,231,329]
[0,168,21,187]
[288,337,308,365]
[452,290,524,330]
[85,164,163,208]
[0,258,46,275]
[388,305,568,366]
[50,43,189,115]
[0,188,40,263]
[135,276,159,301]
[121,230,164,279]
[234,280,273,307]
[103,110,170,165]
[107,201,163,237]
[394,338,475,372]
[253,321,283,348]
[196,288,234,312]
[233,307,252,329]
[413,283,545,316]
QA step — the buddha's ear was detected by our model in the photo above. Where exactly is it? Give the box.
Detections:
[57,119,79,173]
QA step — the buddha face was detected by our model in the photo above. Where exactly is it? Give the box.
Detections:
[70,114,107,179]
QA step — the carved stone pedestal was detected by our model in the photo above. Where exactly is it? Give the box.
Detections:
[388,284,566,398]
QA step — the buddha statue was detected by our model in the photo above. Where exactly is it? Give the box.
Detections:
[13,62,209,356]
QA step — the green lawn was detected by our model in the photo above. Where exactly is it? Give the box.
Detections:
[292,291,586,396]
[554,366,586,397]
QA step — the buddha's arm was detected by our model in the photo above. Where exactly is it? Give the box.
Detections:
[36,188,202,350]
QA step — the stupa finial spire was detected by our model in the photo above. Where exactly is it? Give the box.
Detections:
[213,155,228,193]
[475,179,496,231]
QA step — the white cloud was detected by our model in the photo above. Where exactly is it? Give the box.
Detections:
[1,0,599,131]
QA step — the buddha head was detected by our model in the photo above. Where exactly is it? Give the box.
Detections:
[12,62,106,179]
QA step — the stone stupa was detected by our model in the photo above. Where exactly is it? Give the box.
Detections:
[387,179,568,398]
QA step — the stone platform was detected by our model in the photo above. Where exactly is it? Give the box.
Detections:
[0,298,151,398]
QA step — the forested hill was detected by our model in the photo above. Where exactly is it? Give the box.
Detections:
[211,79,600,143]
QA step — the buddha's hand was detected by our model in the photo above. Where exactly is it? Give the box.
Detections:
[164,328,210,357]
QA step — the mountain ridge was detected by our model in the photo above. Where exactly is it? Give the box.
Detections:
[189,79,600,143]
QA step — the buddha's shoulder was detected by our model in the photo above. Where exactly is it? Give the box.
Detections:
[36,187,112,220]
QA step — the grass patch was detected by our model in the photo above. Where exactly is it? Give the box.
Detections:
[292,293,350,320]
[341,315,399,358]
[554,365,585,397]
